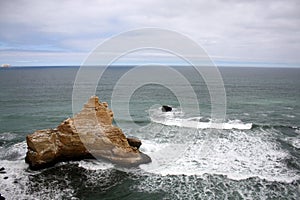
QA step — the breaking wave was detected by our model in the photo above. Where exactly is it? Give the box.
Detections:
[139,131,299,183]
[149,107,252,130]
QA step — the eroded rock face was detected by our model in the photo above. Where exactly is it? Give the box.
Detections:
[25,96,151,170]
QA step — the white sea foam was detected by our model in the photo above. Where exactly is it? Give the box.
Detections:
[0,142,37,199]
[0,132,18,141]
[0,160,32,199]
[77,160,113,170]
[291,139,300,149]
[0,141,116,199]
[0,158,77,199]
[282,114,295,118]
[139,140,169,154]
[285,137,300,149]
[140,129,299,183]
[0,141,27,160]
[149,107,252,130]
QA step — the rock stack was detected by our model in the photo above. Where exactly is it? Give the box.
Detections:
[25,96,151,169]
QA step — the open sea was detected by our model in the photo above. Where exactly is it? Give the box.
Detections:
[0,66,300,199]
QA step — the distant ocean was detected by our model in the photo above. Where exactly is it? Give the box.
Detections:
[0,66,299,199]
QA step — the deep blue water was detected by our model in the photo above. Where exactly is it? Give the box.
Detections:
[0,66,299,199]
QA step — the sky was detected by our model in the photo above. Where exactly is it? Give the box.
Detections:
[0,0,299,67]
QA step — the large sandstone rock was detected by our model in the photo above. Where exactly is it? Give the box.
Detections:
[25,96,151,169]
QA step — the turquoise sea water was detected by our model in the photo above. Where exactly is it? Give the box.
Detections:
[0,66,299,199]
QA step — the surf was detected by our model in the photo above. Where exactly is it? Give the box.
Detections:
[148,107,253,130]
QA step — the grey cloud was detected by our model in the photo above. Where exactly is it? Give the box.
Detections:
[0,0,299,65]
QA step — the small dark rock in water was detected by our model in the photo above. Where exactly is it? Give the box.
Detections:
[0,167,6,174]
[162,105,172,112]
[127,137,142,149]
[0,193,5,200]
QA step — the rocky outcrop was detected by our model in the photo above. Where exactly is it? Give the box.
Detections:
[162,105,172,112]
[25,96,151,170]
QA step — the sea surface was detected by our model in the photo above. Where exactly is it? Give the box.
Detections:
[0,66,300,199]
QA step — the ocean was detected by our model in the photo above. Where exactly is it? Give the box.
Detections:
[0,66,299,199]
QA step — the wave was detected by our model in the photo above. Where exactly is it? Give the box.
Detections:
[148,107,300,131]
[139,107,300,183]
[283,137,300,149]
[0,141,33,199]
[0,141,27,160]
[148,107,252,130]
[251,124,299,130]
[0,132,19,141]
[77,160,114,170]
[140,136,300,183]
[0,138,298,199]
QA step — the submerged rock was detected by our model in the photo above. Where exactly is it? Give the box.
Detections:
[25,96,151,170]
[162,105,172,112]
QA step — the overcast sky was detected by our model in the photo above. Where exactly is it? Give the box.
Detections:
[0,0,299,67]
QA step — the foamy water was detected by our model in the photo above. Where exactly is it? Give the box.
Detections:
[137,108,298,183]
[149,107,252,130]
[140,130,298,183]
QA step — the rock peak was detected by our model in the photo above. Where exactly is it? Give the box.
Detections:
[25,96,151,170]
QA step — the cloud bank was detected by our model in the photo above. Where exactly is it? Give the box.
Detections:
[0,0,299,66]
